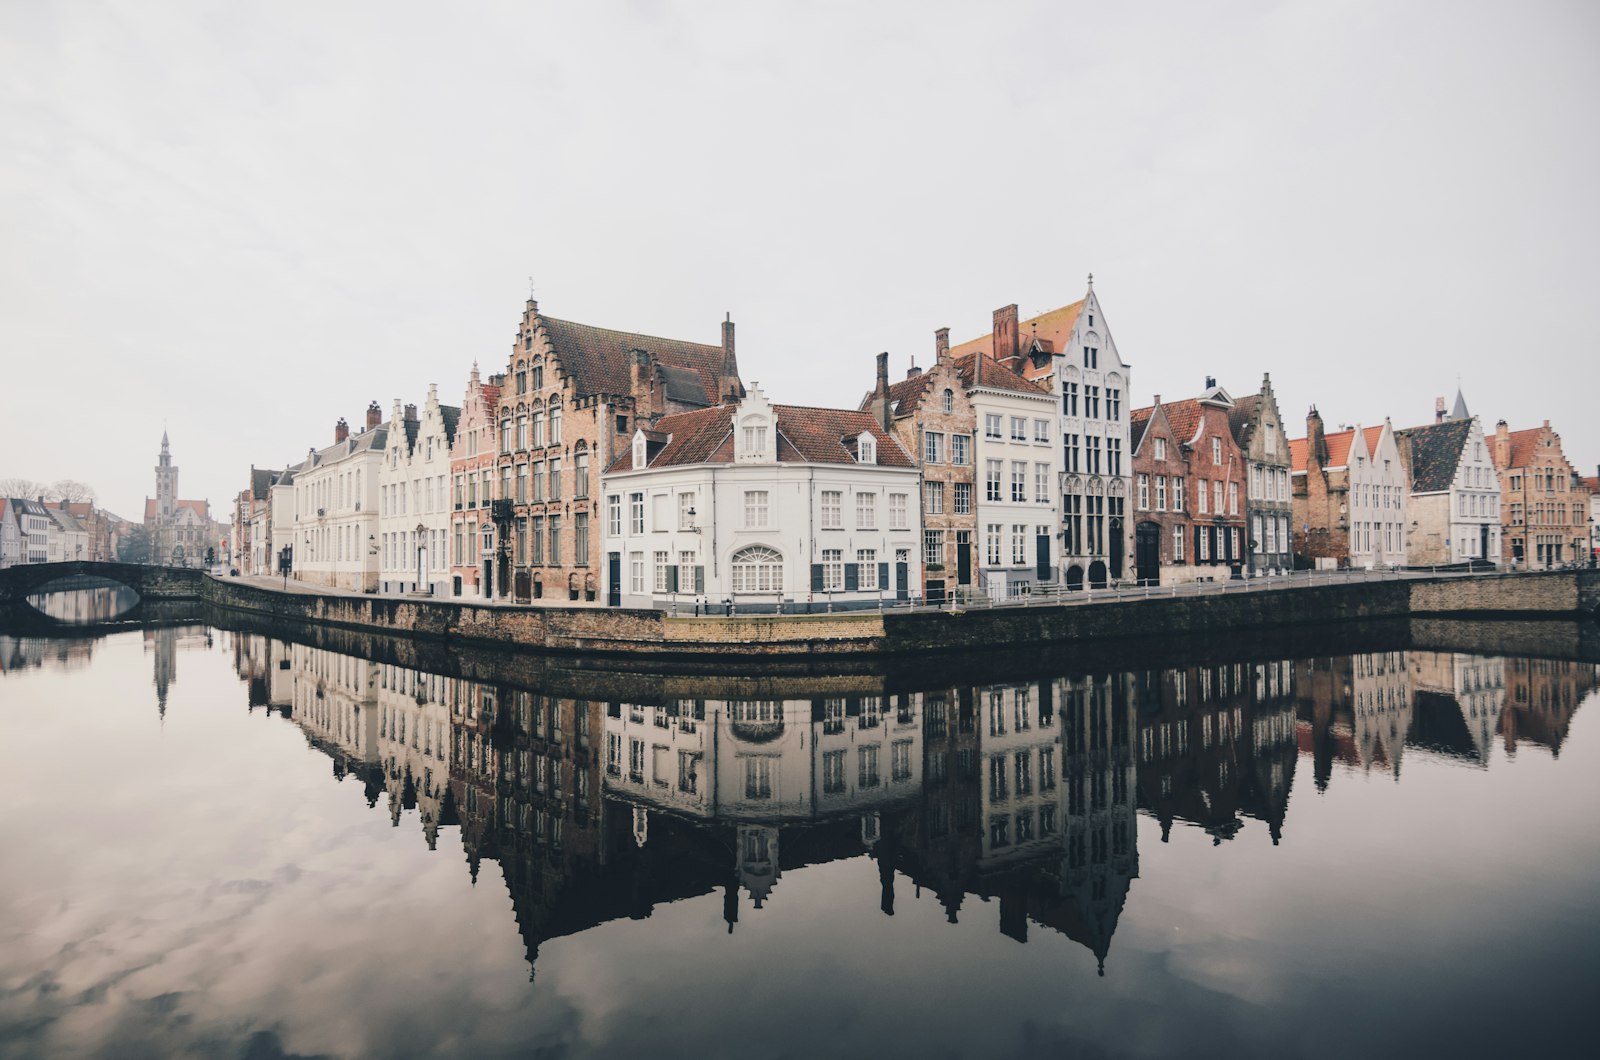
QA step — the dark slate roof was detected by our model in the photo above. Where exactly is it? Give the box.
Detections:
[1227,393,1262,448]
[660,364,712,407]
[1395,419,1472,493]
[440,405,462,445]
[606,404,915,473]
[250,467,279,500]
[540,316,725,405]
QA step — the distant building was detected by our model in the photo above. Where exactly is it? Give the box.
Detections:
[0,499,27,567]
[284,412,389,591]
[1227,374,1294,575]
[144,432,221,566]
[45,506,87,563]
[1583,469,1599,561]
[448,364,503,599]
[378,388,460,596]
[862,348,978,603]
[946,280,1133,591]
[1393,394,1500,565]
[232,467,282,575]
[1130,382,1249,585]
[600,385,921,612]
[1289,411,1407,569]
[1491,420,1590,569]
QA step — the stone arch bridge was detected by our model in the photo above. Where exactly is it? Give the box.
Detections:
[0,561,206,618]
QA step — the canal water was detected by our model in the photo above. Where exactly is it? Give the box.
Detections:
[0,606,1596,1058]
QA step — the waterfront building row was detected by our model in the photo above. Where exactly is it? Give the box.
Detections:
[232,283,1593,601]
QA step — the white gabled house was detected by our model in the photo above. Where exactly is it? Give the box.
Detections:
[600,386,922,612]
[378,386,461,596]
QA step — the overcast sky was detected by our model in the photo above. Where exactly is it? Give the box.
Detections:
[3,0,1596,520]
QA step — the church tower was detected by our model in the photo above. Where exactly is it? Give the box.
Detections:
[156,431,178,520]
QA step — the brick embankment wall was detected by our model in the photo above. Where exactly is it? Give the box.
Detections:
[1407,570,1583,618]
[200,571,1597,660]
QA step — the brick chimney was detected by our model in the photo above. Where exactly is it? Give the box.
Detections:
[1493,419,1510,468]
[1307,406,1326,468]
[875,351,891,431]
[334,418,349,444]
[721,313,743,402]
[405,403,418,423]
[934,327,950,363]
[366,401,382,430]
[993,305,1019,372]
[1435,396,1446,424]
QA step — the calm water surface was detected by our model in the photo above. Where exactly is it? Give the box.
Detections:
[1,615,1596,1059]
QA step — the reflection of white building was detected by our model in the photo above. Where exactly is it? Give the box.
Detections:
[1409,651,1505,765]
[977,682,1062,866]
[285,643,380,769]
[600,386,922,612]
[1348,651,1412,774]
[603,694,922,822]
[379,388,460,596]
[374,663,454,847]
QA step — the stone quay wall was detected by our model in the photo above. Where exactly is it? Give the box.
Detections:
[200,570,1598,659]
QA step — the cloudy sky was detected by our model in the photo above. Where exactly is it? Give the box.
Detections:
[2,0,1596,520]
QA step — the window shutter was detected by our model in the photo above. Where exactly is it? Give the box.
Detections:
[811,564,824,591]
[844,563,859,591]
[878,562,889,587]
[694,566,705,594]
[667,566,679,593]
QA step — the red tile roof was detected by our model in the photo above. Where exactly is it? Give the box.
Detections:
[947,300,1086,362]
[1505,427,1548,470]
[538,316,727,405]
[951,352,1050,396]
[607,404,914,472]
[1288,429,1359,473]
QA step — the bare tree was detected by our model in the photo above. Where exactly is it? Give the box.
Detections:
[0,477,48,499]
[52,480,96,504]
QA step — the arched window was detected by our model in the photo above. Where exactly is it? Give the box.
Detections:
[943,389,954,412]
[549,398,562,445]
[530,401,544,448]
[730,546,783,593]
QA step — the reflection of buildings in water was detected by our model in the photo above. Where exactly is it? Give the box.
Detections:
[1140,662,1298,843]
[0,634,98,674]
[1500,658,1598,757]
[142,625,211,718]
[283,642,383,805]
[603,693,924,905]
[24,585,141,623]
[1294,652,1411,785]
[1408,652,1505,766]
[375,665,452,848]
[905,675,1140,973]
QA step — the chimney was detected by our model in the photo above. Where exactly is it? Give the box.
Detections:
[1434,396,1446,424]
[875,352,891,432]
[1493,420,1509,468]
[906,354,922,380]
[405,403,418,422]
[935,327,950,363]
[993,305,1019,371]
[721,313,743,402]
[366,401,382,430]
[1205,375,1216,389]
[1307,406,1326,467]
[334,418,349,444]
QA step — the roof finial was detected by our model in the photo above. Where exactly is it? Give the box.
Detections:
[528,276,536,299]
[1087,271,1094,289]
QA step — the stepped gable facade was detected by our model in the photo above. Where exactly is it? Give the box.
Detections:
[1227,374,1293,575]
[1491,419,1591,569]
[861,345,978,603]
[449,364,504,599]
[493,298,743,604]
[947,280,1133,591]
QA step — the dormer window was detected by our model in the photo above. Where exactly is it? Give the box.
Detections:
[633,433,647,469]
[857,432,877,465]
[742,425,768,452]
